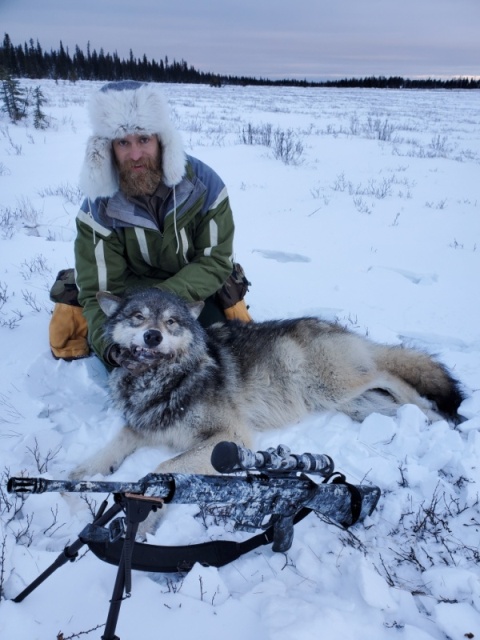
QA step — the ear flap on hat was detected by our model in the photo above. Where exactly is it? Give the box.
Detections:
[78,136,119,200]
[161,127,187,187]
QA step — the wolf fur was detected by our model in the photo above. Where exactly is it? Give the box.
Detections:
[70,288,463,485]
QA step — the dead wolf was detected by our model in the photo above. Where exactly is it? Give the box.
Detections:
[70,288,463,483]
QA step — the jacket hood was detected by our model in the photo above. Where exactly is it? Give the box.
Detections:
[79,81,186,200]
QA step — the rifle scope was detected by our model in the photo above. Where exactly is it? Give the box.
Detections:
[211,441,334,477]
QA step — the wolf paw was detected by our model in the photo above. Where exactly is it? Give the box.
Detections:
[68,464,103,482]
[69,465,90,482]
[69,457,119,481]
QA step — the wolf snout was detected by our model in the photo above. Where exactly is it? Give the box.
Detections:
[143,329,163,348]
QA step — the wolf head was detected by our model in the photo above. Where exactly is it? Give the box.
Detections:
[97,289,205,364]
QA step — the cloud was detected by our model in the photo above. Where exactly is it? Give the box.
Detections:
[2,0,479,79]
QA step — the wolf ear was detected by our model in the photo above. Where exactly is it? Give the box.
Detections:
[187,301,205,320]
[97,291,122,317]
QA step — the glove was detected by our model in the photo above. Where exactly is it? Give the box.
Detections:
[216,263,251,309]
[224,299,253,322]
[49,303,90,360]
[105,344,154,376]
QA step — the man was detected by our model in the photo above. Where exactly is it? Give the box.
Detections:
[50,81,250,366]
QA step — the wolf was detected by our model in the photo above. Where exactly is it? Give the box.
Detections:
[70,287,464,484]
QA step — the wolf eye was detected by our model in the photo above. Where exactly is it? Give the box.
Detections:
[166,318,176,326]
[134,313,145,321]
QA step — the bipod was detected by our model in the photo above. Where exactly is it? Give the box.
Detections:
[101,494,161,640]
[12,498,124,604]
[11,492,161,640]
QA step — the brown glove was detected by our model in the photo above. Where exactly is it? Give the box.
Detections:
[49,303,90,360]
[216,263,252,323]
[216,263,251,310]
[224,299,253,322]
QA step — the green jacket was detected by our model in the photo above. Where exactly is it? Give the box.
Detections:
[74,155,235,364]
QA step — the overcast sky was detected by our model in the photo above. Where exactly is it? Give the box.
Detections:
[2,0,479,80]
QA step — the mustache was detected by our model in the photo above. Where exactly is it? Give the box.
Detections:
[120,157,158,171]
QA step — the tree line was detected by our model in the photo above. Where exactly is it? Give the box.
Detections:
[1,33,479,90]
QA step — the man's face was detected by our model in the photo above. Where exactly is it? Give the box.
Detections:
[112,133,162,197]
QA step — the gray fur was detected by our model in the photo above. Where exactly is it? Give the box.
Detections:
[71,288,463,482]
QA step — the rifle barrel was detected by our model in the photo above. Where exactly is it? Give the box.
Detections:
[7,475,172,496]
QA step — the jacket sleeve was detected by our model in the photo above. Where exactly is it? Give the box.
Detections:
[74,200,129,364]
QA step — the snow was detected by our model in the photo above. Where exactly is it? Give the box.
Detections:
[1,79,479,640]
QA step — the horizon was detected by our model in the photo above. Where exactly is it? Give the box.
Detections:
[2,33,479,86]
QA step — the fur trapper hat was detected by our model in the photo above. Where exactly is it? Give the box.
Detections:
[79,81,186,199]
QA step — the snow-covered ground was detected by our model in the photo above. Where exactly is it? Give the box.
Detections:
[0,79,479,640]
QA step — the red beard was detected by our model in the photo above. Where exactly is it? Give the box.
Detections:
[118,156,163,197]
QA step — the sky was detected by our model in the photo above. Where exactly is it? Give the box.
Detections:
[1,0,479,80]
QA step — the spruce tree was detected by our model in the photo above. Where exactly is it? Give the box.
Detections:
[0,75,26,123]
[32,85,47,129]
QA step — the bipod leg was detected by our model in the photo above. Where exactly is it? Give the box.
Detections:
[102,495,159,640]
[12,498,123,603]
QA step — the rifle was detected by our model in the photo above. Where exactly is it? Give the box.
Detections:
[7,441,380,640]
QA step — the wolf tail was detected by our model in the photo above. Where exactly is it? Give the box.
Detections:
[374,345,464,421]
